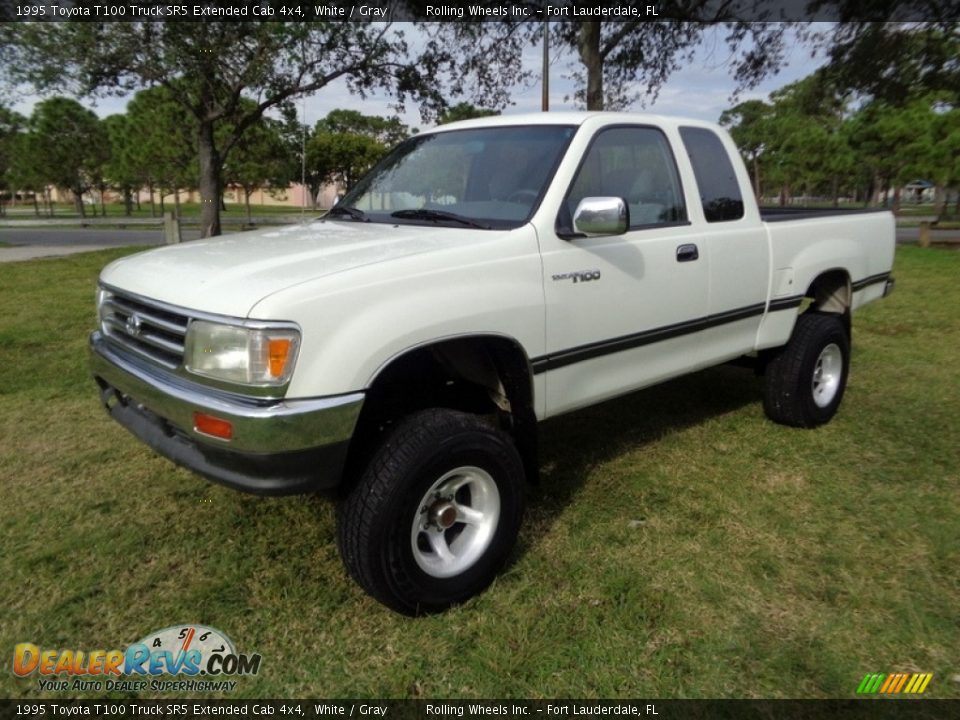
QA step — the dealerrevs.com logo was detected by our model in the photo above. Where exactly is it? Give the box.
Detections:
[13,625,261,693]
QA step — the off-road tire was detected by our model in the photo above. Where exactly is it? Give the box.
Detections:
[763,312,851,428]
[336,408,525,615]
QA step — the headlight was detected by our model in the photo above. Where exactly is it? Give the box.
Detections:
[184,320,300,386]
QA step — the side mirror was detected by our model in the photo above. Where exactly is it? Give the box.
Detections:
[572,197,629,237]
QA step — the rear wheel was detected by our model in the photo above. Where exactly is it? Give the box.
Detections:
[336,408,525,615]
[763,312,850,428]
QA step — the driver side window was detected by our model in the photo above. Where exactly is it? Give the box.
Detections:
[563,126,687,230]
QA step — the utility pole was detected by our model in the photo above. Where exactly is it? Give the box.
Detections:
[541,20,549,112]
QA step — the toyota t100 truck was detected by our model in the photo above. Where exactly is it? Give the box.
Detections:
[90,113,895,614]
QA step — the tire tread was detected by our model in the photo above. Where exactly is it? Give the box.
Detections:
[336,408,522,614]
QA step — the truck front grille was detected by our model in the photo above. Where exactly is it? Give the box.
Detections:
[100,290,189,369]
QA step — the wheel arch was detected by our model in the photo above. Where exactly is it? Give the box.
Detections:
[805,267,852,314]
[804,267,852,336]
[342,334,539,491]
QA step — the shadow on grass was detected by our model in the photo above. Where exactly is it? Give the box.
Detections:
[167,363,763,614]
[518,363,762,555]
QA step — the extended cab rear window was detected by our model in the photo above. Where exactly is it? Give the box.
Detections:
[679,126,744,223]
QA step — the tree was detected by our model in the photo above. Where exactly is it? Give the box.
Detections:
[7,131,50,216]
[1,22,527,237]
[721,71,862,207]
[27,97,109,217]
[0,106,25,216]
[439,103,499,125]
[103,114,145,216]
[224,103,298,223]
[306,131,389,204]
[316,109,413,147]
[541,20,790,111]
[124,86,197,217]
[807,20,960,107]
[719,99,772,196]
[304,109,413,207]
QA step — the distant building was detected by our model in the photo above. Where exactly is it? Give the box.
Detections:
[904,180,935,204]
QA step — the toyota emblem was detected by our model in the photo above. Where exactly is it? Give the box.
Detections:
[125,313,143,337]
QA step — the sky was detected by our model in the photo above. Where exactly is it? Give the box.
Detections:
[9,23,830,130]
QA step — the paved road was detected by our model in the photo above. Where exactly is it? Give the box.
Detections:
[0,228,200,247]
[894,226,960,245]
[0,228,200,262]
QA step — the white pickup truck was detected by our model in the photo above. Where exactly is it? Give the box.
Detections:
[91,112,895,614]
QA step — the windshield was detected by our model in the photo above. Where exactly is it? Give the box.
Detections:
[337,125,577,230]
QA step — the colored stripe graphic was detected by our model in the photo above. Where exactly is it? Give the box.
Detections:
[857,672,932,694]
[857,673,885,694]
[880,674,897,693]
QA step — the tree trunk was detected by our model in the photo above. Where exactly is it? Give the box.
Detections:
[752,156,761,199]
[124,188,133,216]
[174,189,181,219]
[159,192,165,215]
[933,184,946,218]
[245,188,252,224]
[149,183,156,218]
[74,188,85,217]
[33,194,40,216]
[892,186,901,215]
[577,23,603,111]
[831,176,839,208]
[198,119,222,238]
[100,187,107,217]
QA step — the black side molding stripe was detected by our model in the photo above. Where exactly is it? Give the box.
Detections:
[532,301,767,373]
[851,271,891,291]
[768,295,804,312]
[532,275,880,375]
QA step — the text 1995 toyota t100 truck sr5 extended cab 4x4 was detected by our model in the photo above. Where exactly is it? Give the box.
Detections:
[91,113,895,614]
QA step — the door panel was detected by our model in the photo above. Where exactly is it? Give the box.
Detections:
[537,125,710,417]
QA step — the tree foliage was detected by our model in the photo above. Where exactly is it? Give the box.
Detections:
[304,109,415,207]
[25,97,109,217]
[127,86,197,194]
[315,109,414,146]
[0,21,527,236]
[439,103,499,125]
[224,100,299,222]
[720,68,959,213]
[807,19,960,106]
[0,106,25,216]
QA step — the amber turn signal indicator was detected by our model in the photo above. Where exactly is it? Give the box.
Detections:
[193,412,233,441]
[268,338,293,379]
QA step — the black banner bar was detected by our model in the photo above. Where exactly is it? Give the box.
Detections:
[1,700,958,720]
[2,0,958,23]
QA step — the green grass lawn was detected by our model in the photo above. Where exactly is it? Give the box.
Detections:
[1,247,958,700]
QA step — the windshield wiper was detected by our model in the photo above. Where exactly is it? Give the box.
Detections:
[326,205,368,221]
[391,208,491,230]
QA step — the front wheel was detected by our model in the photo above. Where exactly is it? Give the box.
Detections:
[763,312,851,428]
[336,409,525,615]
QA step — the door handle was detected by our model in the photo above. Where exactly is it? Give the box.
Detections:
[676,243,699,262]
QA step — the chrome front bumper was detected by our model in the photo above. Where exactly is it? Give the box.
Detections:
[90,331,364,495]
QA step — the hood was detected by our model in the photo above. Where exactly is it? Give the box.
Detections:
[100,220,493,317]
